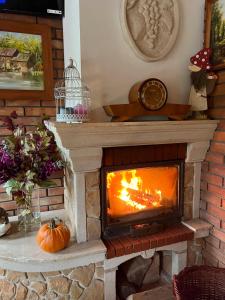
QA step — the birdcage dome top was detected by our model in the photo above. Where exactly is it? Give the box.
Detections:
[54,58,91,123]
[54,58,90,99]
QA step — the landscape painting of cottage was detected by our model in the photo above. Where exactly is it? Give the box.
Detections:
[0,30,44,91]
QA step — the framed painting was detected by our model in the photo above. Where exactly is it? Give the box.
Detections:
[0,20,53,100]
[205,0,225,70]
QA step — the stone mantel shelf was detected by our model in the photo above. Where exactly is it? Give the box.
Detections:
[46,120,218,149]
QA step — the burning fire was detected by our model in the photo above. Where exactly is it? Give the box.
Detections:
[107,170,163,213]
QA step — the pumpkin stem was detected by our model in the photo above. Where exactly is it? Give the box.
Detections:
[49,219,56,229]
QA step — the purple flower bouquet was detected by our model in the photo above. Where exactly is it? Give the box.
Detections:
[0,112,64,230]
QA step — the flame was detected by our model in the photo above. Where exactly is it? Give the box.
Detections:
[107,172,115,188]
[117,170,162,211]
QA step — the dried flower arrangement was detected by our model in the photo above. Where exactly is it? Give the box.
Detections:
[0,112,64,207]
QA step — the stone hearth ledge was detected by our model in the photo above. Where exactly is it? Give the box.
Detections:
[0,210,106,273]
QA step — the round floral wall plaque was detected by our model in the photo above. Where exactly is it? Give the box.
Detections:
[121,0,180,62]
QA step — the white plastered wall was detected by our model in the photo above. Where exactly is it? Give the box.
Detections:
[64,0,205,121]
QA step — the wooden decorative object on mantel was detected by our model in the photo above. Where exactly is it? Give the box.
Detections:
[104,102,191,122]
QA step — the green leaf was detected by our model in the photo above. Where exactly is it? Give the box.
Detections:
[4,179,21,195]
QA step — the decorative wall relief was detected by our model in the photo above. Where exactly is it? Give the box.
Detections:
[121,0,180,61]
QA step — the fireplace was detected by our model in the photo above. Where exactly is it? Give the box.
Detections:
[101,144,185,239]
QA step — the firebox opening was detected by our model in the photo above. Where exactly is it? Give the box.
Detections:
[101,161,184,239]
[107,166,178,218]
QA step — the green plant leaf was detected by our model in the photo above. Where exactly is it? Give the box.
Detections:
[4,179,21,195]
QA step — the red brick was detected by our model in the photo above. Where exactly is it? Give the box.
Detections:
[32,189,47,199]
[37,17,62,28]
[209,163,225,177]
[212,228,225,243]
[53,60,64,69]
[0,201,17,211]
[40,196,63,206]
[25,126,37,133]
[208,184,225,198]
[48,187,64,196]
[207,203,225,220]
[200,210,221,228]
[56,50,64,60]
[201,191,222,207]
[202,173,223,186]
[52,48,57,59]
[1,117,41,127]
[41,101,56,107]
[40,206,49,212]
[205,235,220,249]
[221,222,225,230]
[203,243,225,264]
[220,241,225,251]
[49,204,64,211]
[200,180,207,191]
[211,142,225,154]
[0,13,36,23]
[51,179,63,187]
[51,28,57,40]
[213,131,225,141]
[49,170,64,178]
[56,70,64,79]
[56,29,63,40]
[217,121,225,130]
[25,107,56,117]
[0,107,24,116]
[0,186,5,193]
[5,100,40,107]
[202,161,209,173]
[202,250,218,267]
[0,128,13,136]
[0,193,12,202]
[52,40,64,50]
[205,152,225,164]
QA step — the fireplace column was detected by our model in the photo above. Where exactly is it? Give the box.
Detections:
[63,148,102,242]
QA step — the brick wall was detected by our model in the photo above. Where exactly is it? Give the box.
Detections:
[200,121,225,268]
[0,13,64,216]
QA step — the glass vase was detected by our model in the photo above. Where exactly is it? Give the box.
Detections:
[17,186,41,232]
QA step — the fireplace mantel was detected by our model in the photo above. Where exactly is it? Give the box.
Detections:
[46,120,218,244]
[46,120,218,150]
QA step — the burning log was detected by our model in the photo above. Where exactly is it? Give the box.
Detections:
[126,188,161,208]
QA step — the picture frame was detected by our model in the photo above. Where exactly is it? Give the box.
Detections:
[0,20,53,100]
[205,0,225,70]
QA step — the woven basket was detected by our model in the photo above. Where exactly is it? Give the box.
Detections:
[173,266,225,300]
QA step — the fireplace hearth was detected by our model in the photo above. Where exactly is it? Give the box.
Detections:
[101,144,185,239]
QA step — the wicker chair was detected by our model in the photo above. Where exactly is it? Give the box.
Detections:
[173,266,225,300]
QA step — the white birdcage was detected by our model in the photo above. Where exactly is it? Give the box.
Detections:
[54,59,91,123]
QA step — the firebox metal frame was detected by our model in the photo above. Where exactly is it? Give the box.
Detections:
[101,160,184,239]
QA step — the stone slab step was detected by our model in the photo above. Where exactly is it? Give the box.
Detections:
[126,284,174,300]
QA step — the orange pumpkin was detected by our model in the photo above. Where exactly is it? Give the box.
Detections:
[36,219,70,253]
